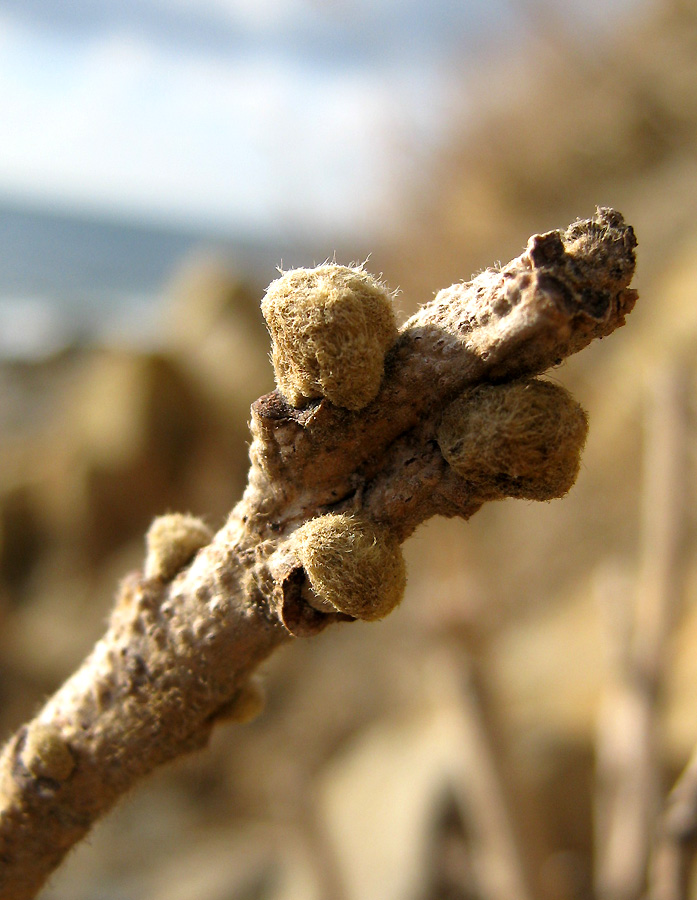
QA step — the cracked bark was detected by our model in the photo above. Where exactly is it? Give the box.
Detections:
[0,208,638,900]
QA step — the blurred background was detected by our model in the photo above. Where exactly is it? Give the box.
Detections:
[2,0,697,898]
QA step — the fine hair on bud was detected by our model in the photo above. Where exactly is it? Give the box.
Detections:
[261,264,399,411]
[226,678,266,724]
[20,723,75,782]
[145,513,214,581]
[291,513,406,621]
[437,379,588,500]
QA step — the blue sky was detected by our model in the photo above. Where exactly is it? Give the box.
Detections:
[0,0,643,239]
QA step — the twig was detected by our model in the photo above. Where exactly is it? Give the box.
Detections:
[431,649,548,900]
[650,741,697,900]
[594,365,689,900]
[648,365,697,900]
[0,208,637,900]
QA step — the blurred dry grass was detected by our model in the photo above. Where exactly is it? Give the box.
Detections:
[4,1,697,898]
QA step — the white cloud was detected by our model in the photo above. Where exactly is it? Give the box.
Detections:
[0,18,433,235]
[2,0,641,236]
[163,0,310,30]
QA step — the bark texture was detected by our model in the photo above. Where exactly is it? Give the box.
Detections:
[0,208,638,900]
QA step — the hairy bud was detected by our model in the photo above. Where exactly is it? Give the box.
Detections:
[438,379,588,500]
[261,265,398,410]
[20,723,75,782]
[226,678,266,724]
[145,513,213,581]
[291,513,406,621]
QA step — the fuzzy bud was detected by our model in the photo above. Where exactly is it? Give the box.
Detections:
[21,723,75,782]
[437,379,588,500]
[226,678,266,723]
[261,265,398,410]
[145,513,213,581]
[291,513,406,621]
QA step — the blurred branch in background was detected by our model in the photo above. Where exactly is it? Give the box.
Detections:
[595,364,690,900]
[652,741,697,900]
[428,650,545,900]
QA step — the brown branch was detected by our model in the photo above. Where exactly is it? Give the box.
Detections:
[594,365,690,900]
[650,743,697,900]
[0,208,637,900]
[431,650,548,900]
[644,363,694,900]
